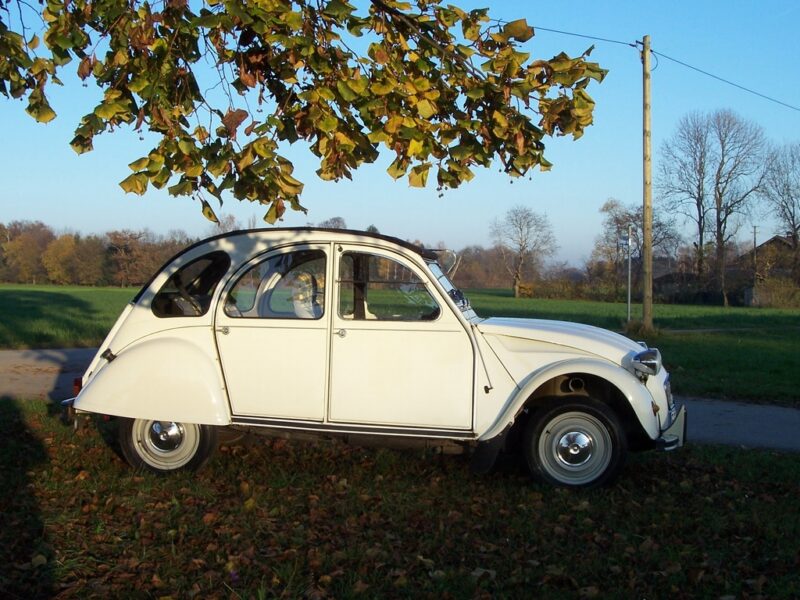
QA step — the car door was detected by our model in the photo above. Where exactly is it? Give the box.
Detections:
[214,244,330,420]
[328,246,474,430]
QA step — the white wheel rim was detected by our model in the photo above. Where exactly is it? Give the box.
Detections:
[538,411,613,486]
[132,419,200,470]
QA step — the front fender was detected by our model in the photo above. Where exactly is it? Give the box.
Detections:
[478,357,659,442]
[74,333,230,426]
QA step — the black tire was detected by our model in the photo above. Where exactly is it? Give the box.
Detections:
[523,398,627,489]
[118,417,218,474]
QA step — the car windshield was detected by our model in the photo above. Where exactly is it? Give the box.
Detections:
[427,261,470,311]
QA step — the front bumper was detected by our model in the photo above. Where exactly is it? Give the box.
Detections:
[655,403,687,451]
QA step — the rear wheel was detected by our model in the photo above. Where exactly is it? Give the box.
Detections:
[118,418,217,473]
[523,398,627,488]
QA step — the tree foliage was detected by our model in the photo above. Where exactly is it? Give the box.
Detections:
[0,0,605,222]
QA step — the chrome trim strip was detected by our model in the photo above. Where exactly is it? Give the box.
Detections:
[231,416,476,439]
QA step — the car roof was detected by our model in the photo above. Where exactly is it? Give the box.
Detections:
[133,227,438,303]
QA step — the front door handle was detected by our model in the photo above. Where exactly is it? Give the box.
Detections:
[216,326,230,335]
[334,329,347,338]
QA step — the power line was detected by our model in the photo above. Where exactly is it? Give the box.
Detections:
[531,24,800,113]
[532,25,636,48]
[650,49,800,113]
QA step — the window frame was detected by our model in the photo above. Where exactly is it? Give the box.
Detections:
[223,246,328,321]
[151,251,231,318]
[336,250,442,323]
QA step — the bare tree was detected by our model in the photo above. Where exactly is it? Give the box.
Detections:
[709,110,767,305]
[589,198,680,297]
[205,214,242,237]
[761,142,800,279]
[658,112,712,276]
[491,206,556,297]
[659,110,767,305]
[317,217,347,229]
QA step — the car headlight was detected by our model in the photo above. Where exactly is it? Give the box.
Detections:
[632,347,661,377]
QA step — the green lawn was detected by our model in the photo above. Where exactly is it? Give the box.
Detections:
[468,290,800,405]
[0,284,135,348]
[1,284,798,404]
[2,398,799,598]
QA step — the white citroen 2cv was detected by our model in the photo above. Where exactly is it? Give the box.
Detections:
[68,228,685,488]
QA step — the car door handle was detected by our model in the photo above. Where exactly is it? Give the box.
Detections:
[216,326,230,335]
[334,329,347,338]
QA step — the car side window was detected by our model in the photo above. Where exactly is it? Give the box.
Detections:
[225,249,326,319]
[338,252,440,321]
[152,251,231,318]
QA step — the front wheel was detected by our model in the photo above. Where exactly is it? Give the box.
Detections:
[523,399,627,488]
[118,418,217,473]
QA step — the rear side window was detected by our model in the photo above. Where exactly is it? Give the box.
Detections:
[152,251,231,317]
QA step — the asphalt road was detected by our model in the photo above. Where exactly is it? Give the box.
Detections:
[1,347,799,453]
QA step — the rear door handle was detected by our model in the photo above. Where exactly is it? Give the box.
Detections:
[334,329,347,338]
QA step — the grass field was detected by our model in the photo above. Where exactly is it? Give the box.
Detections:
[0,285,136,349]
[467,290,800,405]
[1,284,798,403]
[2,398,799,598]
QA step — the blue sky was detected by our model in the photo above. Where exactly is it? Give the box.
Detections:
[1,0,798,265]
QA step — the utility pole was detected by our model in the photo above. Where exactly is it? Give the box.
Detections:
[640,35,654,331]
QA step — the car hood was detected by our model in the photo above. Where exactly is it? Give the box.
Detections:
[476,317,642,364]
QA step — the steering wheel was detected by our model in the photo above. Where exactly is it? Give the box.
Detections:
[176,283,203,316]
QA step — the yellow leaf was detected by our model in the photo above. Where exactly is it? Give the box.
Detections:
[407,138,423,156]
[201,201,219,224]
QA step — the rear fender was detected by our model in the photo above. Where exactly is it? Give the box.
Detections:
[478,358,659,442]
[74,334,230,426]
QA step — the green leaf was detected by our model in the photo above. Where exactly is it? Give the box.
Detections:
[502,19,534,42]
[178,139,195,155]
[370,80,395,96]
[201,200,219,223]
[408,163,430,187]
[94,101,128,120]
[336,80,358,102]
[416,99,437,119]
[128,157,149,171]
[26,101,57,124]
[318,115,339,133]
[119,173,149,195]
[322,0,355,20]
[387,158,408,180]
[264,200,285,224]
[168,180,194,196]
[407,138,424,156]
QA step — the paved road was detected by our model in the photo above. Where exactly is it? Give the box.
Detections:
[2,348,799,453]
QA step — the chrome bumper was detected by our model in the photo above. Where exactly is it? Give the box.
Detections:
[656,403,687,451]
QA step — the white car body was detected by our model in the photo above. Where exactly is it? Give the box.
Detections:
[72,228,685,487]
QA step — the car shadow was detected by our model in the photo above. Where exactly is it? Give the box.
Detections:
[0,396,54,597]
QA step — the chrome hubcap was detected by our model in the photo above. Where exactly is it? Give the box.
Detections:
[537,411,613,486]
[556,431,593,466]
[148,421,184,452]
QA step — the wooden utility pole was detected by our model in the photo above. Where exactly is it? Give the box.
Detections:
[641,35,654,330]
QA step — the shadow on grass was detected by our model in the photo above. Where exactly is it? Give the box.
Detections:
[0,289,107,349]
[0,397,53,598]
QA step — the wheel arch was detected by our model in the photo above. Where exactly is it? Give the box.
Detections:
[74,335,231,426]
[479,358,658,445]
